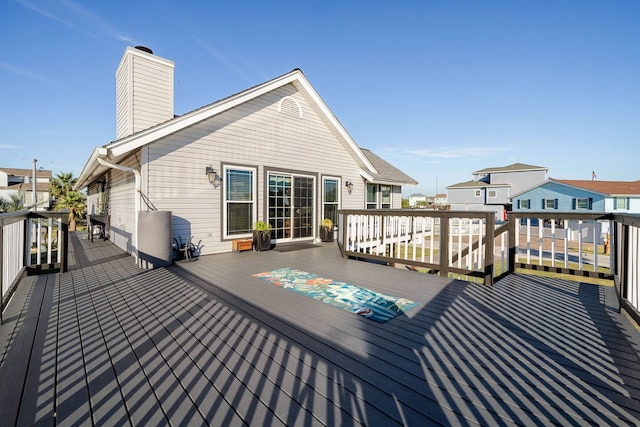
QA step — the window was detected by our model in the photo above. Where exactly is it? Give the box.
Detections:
[366,183,378,209]
[474,189,481,197]
[616,197,628,210]
[488,190,497,198]
[366,184,392,209]
[322,178,339,226]
[544,199,557,209]
[380,185,391,208]
[224,166,255,237]
[519,199,530,209]
[575,198,592,210]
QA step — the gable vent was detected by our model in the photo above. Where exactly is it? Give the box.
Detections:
[278,96,302,118]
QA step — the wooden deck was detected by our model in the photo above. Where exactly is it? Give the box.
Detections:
[1,232,640,426]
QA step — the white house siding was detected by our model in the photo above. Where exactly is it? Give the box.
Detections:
[116,48,174,139]
[391,186,402,209]
[144,84,367,254]
[106,157,137,254]
[86,184,101,216]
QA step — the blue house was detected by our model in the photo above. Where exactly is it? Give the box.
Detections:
[512,178,640,213]
[511,178,640,243]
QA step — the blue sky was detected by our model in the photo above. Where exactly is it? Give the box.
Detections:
[2,0,639,196]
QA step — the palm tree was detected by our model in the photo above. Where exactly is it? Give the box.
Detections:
[0,192,25,212]
[55,190,86,231]
[49,172,76,205]
[49,172,86,231]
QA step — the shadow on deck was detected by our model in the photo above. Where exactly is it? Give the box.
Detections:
[1,232,640,426]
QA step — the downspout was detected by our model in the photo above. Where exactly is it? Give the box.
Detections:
[97,157,141,262]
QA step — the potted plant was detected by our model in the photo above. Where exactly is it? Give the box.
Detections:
[319,218,334,242]
[252,220,273,251]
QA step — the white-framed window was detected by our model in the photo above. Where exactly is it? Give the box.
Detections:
[223,166,256,238]
[380,185,391,208]
[519,199,530,209]
[366,183,392,209]
[366,183,378,209]
[544,198,557,209]
[322,177,340,225]
[474,189,481,197]
[575,198,591,210]
[488,190,497,198]
[616,197,628,210]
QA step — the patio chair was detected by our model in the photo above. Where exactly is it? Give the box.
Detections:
[173,236,196,261]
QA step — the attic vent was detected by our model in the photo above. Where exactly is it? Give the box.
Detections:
[278,96,302,118]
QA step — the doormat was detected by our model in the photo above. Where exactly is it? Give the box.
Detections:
[252,267,418,323]
[273,242,320,252]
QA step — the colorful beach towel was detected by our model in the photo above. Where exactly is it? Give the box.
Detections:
[253,267,418,323]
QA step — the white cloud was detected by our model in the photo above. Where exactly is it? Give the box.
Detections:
[15,0,96,37]
[0,144,19,149]
[58,0,136,44]
[16,0,135,43]
[0,61,64,88]
[407,146,510,159]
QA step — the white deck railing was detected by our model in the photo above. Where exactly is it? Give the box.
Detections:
[338,210,640,324]
[1,211,68,324]
[339,210,495,284]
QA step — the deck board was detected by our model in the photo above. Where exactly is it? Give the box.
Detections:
[1,234,640,426]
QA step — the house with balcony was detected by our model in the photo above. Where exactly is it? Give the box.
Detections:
[74,46,417,264]
[0,167,52,211]
[446,163,548,220]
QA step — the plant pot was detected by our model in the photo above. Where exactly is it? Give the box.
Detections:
[252,230,272,251]
[319,226,334,242]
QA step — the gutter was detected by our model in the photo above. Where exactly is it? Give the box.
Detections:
[96,156,140,262]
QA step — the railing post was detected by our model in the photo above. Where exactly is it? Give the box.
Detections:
[508,217,516,274]
[61,214,69,273]
[440,216,450,278]
[484,214,495,285]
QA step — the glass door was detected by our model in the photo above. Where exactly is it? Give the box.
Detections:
[293,177,314,238]
[268,173,314,240]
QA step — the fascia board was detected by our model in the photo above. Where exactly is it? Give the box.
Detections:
[75,147,106,190]
[360,169,374,182]
[106,72,302,159]
[294,77,377,173]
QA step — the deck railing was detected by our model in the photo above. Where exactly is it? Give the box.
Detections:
[611,213,640,326]
[338,210,495,284]
[338,210,639,320]
[0,210,69,324]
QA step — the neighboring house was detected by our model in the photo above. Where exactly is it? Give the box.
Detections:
[408,193,427,208]
[0,167,52,211]
[511,178,640,242]
[447,163,548,220]
[434,193,447,208]
[75,46,417,263]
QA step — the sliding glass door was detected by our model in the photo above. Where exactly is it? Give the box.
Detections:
[268,173,314,240]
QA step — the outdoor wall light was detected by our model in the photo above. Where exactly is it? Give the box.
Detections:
[345,180,353,195]
[205,165,222,187]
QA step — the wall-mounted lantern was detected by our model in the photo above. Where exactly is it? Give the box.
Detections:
[345,180,353,195]
[206,165,222,188]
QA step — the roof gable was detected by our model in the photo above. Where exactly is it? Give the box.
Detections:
[511,177,640,199]
[77,68,390,189]
[473,163,547,174]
